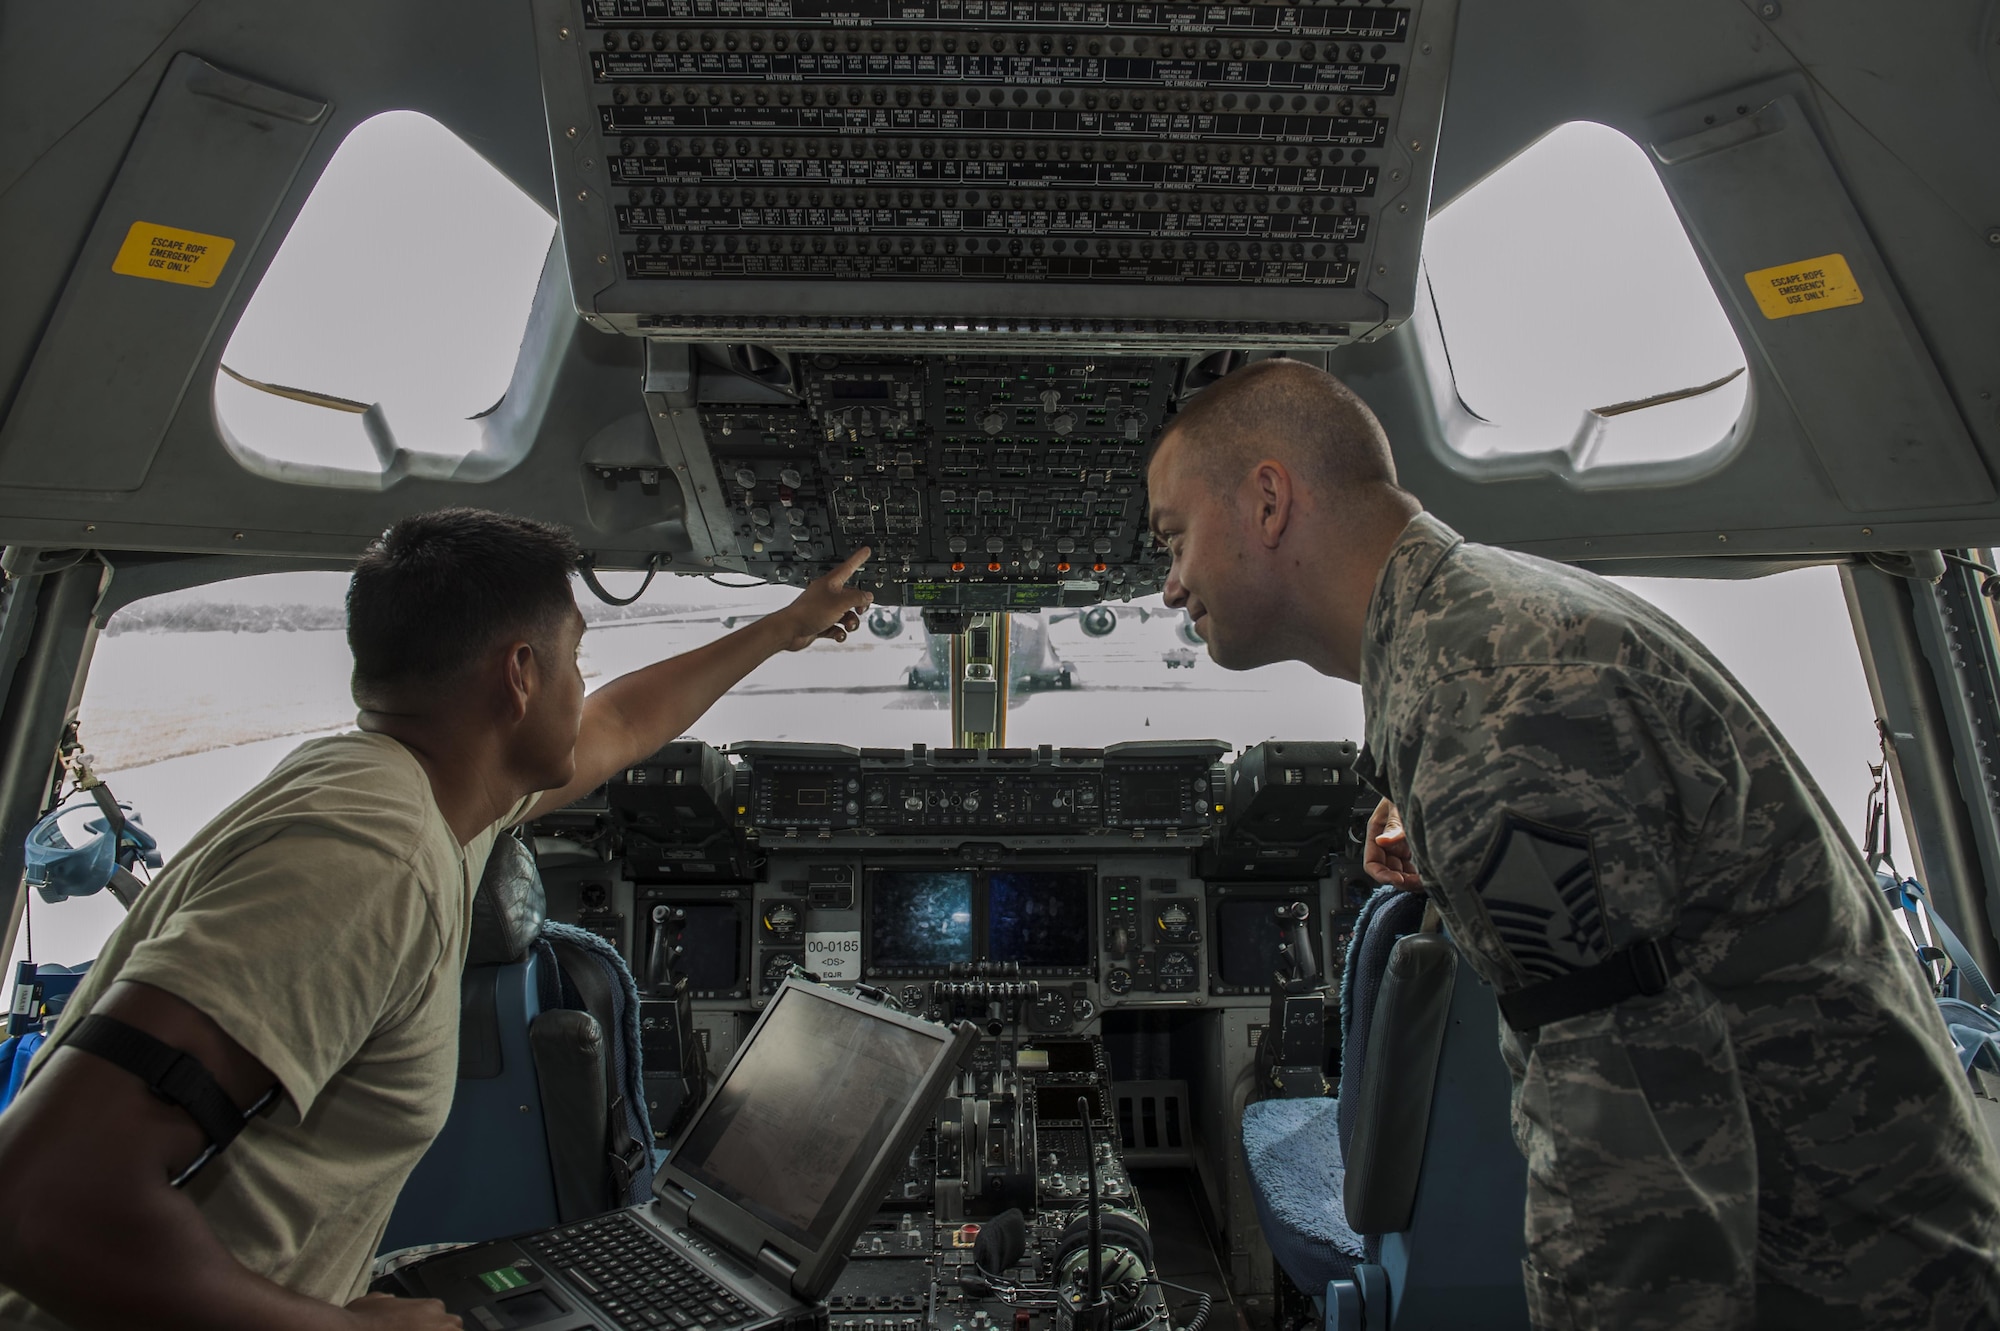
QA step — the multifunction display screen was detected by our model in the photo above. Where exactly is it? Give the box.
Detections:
[866,866,1094,974]
[989,871,1094,969]
[868,871,977,969]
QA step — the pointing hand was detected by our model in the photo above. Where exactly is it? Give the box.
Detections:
[773,547,875,651]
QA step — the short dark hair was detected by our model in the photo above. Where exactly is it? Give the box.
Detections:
[348,508,580,702]
[1154,358,1401,497]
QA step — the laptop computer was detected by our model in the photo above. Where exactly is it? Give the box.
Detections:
[386,976,977,1331]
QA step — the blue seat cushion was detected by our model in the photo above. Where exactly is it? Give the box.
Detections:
[1241,1096,1366,1292]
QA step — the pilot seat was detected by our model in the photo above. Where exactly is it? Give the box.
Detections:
[1240,886,1529,1331]
[383,833,653,1251]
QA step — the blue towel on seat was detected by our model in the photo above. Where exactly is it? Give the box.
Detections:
[1242,1096,1367,1291]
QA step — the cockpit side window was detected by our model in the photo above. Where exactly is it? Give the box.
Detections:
[1419,121,1751,481]
[1611,567,1876,832]
[13,572,355,977]
[212,111,556,488]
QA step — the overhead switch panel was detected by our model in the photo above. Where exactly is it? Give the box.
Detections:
[532,0,1458,347]
[678,353,1175,602]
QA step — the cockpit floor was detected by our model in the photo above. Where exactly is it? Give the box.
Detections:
[1128,1169,1264,1331]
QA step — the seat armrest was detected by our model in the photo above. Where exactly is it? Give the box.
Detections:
[529,1008,612,1222]
[1343,932,1458,1235]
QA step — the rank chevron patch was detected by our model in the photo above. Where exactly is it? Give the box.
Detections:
[1472,817,1611,982]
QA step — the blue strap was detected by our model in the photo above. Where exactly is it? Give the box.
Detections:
[1947,1024,2000,1075]
[0,1031,41,1111]
[1894,876,1999,1008]
[0,1036,21,1114]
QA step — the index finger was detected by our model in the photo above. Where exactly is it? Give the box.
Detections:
[828,545,872,585]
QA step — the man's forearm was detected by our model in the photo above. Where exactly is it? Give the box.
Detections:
[4,1200,361,1331]
[532,553,872,820]
[598,611,791,745]
[583,613,793,776]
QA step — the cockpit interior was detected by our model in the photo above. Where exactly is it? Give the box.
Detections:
[4,2,2000,1329]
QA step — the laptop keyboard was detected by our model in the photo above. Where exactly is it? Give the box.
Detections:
[524,1213,764,1331]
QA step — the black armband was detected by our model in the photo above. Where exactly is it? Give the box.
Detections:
[66,1014,262,1153]
[1496,937,1682,1032]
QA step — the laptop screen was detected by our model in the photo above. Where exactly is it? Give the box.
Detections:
[669,985,949,1249]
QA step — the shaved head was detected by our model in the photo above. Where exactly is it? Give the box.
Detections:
[1154,357,1403,506]
[1146,357,1420,679]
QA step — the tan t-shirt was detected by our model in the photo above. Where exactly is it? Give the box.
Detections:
[0,733,531,1327]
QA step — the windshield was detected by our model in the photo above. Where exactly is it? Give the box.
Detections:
[582,579,1362,749]
[11,564,1876,976]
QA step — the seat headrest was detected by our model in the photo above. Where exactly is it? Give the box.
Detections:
[468,834,547,966]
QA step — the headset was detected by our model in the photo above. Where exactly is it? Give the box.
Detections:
[959,1204,1207,1331]
[957,1095,1209,1331]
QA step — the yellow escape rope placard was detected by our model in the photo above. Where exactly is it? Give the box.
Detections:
[1743,253,1864,320]
[110,222,236,288]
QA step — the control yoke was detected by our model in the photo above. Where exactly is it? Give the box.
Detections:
[1262,902,1332,1098]
[648,902,700,998]
[1274,901,1320,991]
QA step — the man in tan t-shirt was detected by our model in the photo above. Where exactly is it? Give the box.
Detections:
[0,509,874,1331]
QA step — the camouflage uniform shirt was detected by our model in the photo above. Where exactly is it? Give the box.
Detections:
[1360,513,2000,1330]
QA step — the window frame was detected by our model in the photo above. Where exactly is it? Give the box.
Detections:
[1411,122,1759,488]
[209,111,560,492]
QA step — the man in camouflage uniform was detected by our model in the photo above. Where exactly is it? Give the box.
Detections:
[1146,357,2000,1329]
